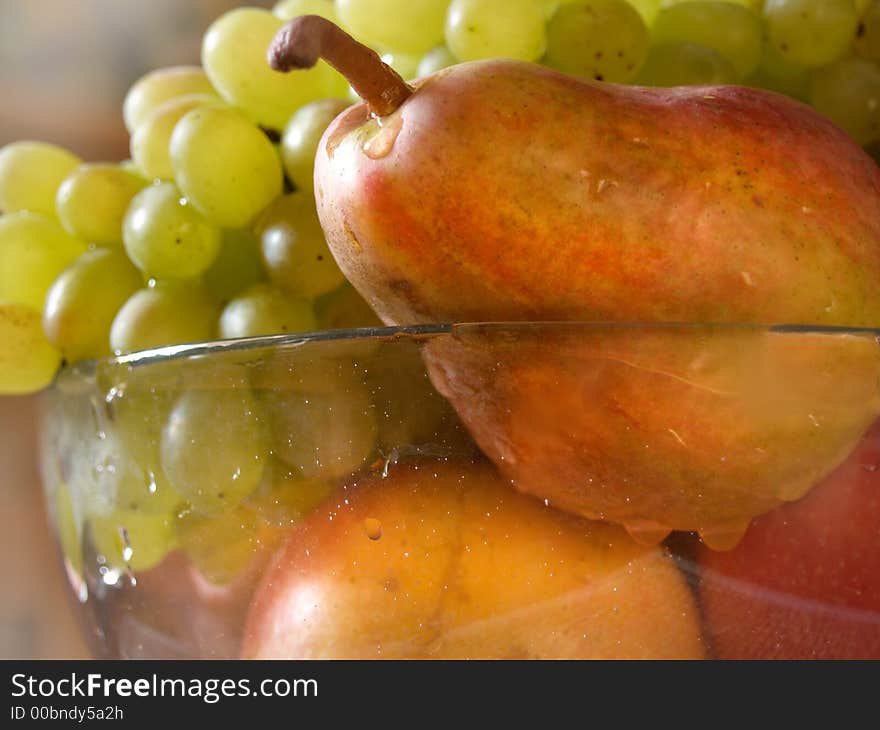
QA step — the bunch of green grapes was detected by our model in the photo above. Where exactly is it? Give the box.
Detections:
[0,4,383,579]
[340,0,878,147]
[0,6,376,396]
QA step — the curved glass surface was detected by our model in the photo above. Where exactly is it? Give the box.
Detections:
[40,323,880,658]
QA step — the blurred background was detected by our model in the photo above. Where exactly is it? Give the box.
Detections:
[0,0,272,659]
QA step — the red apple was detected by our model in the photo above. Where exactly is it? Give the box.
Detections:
[243,460,705,659]
[698,420,880,659]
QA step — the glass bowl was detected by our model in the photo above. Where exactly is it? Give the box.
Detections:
[40,322,880,659]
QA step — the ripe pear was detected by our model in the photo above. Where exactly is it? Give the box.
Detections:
[270,20,880,328]
[424,324,880,547]
[270,17,880,544]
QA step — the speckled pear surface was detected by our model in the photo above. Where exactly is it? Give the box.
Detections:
[314,59,880,328]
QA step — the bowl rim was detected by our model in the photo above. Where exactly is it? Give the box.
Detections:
[56,320,880,378]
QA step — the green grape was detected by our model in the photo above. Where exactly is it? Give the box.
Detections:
[119,159,147,178]
[109,282,220,355]
[538,0,563,19]
[0,211,87,310]
[280,98,349,193]
[114,468,184,516]
[660,0,762,8]
[130,94,219,181]
[203,228,267,304]
[810,57,880,146]
[337,0,450,55]
[0,141,82,218]
[161,387,267,515]
[856,1,880,63]
[545,0,649,83]
[651,1,763,79]
[272,0,339,20]
[745,42,810,101]
[67,431,121,520]
[202,7,345,131]
[635,42,737,85]
[417,45,459,75]
[315,282,383,330]
[446,0,547,61]
[345,83,362,105]
[55,163,148,248]
[258,344,376,391]
[107,385,184,514]
[72,428,167,520]
[218,283,317,338]
[54,482,83,577]
[170,106,283,228]
[245,461,334,527]
[42,248,143,363]
[255,192,345,299]
[123,182,221,280]
[628,0,663,24]
[273,0,340,21]
[122,66,218,134]
[90,508,177,572]
[175,504,262,584]
[367,340,468,452]
[763,0,859,68]
[381,51,422,80]
[0,302,61,394]
[265,373,377,480]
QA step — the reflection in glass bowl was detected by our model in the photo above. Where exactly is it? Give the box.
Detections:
[40,322,880,659]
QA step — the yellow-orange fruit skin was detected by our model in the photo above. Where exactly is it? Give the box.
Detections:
[243,461,705,659]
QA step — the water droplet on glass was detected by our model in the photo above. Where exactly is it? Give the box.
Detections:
[104,384,126,404]
[381,448,399,478]
[101,566,123,587]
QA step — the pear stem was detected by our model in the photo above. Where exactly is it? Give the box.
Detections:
[268,15,414,117]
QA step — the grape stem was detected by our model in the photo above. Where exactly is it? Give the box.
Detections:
[268,15,413,117]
